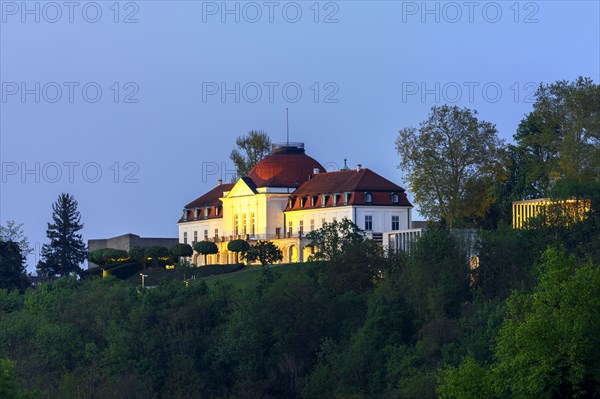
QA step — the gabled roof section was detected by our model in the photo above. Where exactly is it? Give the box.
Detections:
[293,168,406,195]
[286,168,412,211]
[222,176,259,198]
[184,183,235,209]
[178,183,234,223]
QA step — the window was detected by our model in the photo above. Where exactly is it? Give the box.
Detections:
[204,207,210,219]
[364,192,372,203]
[242,213,247,236]
[183,209,189,222]
[234,214,239,237]
[299,220,304,236]
[193,208,199,220]
[321,194,327,207]
[204,229,208,240]
[193,230,198,244]
[183,231,188,244]
[391,193,399,204]
[392,216,400,230]
[333,194,338,206]
[310,219,315,231]
[276,227,281,239]
[310,196,315,207]
[215,229,219,240]
[365,215,373,231]
[250,213,255,236]
[344,192,351,205]
[288,221,293,237]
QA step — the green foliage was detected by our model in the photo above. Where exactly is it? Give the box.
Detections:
[87,248,129,267]
[169,243,193,263]
[144,245,170,268]
[242,240,282,265]
[400,228,469,320]
[227,239,250,263]
[0,358,38,399]
[474,224,537,301]
[229,130,271,179]
[492,248,600,398]
[396,105,505,227]
[306,218,364,261]
[438,354,494,399]
[36,193,87,278]
[193,241,219,265]
[0,241,29,291]
[0,221,33,257]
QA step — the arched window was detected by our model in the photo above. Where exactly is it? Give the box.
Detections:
[391,193,399,203]
[364,192,372,203]
[250,212,255,236]
[242,213,247,236]
[234,214,239,237]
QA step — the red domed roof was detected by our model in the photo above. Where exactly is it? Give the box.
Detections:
[247,143,325,188]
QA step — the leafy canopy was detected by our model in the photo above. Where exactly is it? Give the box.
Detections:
[396,105,505,227]
[229,130,271,180]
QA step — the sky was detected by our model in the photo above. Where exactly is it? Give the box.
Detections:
[1,0,599,272]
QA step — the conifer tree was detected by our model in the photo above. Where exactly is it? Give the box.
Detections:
[37,193,87,278]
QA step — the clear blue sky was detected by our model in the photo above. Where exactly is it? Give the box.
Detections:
[1,1,599,271]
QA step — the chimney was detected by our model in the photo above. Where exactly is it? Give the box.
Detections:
[313,168,320,175]
[356,164,362,172]
[217,179,222,186]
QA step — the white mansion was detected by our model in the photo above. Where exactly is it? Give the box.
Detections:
[178,142,420,264]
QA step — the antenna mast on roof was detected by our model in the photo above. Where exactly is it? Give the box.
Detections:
[286,108,289,146]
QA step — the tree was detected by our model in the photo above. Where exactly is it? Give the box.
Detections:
[0,358,37,399]
[227,239,250,264]
[36,193,87,278]
[144,246,169,268]
[0,241,29,291]
[510,77,600,199]
[0,221,33,257]
[170,243,193,265]
[243,240,282,266]
[305,218,365,261]
[193,241,218,266]
[396,105,505,227]
[87,248,129,268]
[229,130,271,179]
[438,248,600,399]
[128,247,147,269]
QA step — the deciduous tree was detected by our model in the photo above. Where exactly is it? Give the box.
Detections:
[242,240,282,266]
[396,105,504,227]
[193,241,218,266]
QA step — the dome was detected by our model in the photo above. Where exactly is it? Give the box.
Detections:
[247,143,325,188]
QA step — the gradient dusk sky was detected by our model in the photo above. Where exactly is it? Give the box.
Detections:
[1,1,599,271]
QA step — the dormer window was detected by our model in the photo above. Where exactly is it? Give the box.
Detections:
[344,192,351,205]
[204,207,210,219]
[364,192,372,203]
[391,193,399,204]
[333,193,339,206]
[193,208,199,220]
[183,208,189,222]
[300,197,305,208]
[321,194,328,207]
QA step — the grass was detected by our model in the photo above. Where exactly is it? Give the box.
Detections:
[195,262,309,290]
[121,262,312,289]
